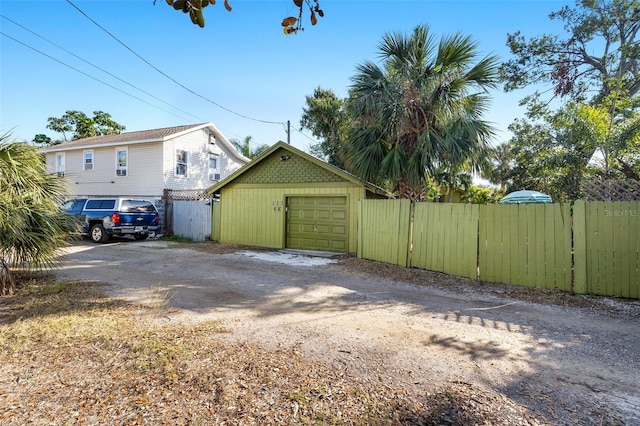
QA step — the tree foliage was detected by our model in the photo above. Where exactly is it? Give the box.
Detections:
[497,0,640,200]
[230,136,269,160]
[582,89,640,180]
[461,184,504,204]
[300,87,351,169]
[160,0,324,34]
[501,0,640,102]
[46,110,125,143]
[498,117,592,202]
[32,134,53,146]
[0,133,78,295]
[346,24,499,201]
[496,95,640,202]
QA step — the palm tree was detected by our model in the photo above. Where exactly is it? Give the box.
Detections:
[347,24,499,201]
[230,136,270,160]
[0,133,77,295]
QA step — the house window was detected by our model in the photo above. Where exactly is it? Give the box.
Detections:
[55,153,65,176]
[83,150,94,171]
[116,148,128,177]
[175,149,188,177]
[208,153,220,181]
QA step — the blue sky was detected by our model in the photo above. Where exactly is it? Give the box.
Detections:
[1,0,567,153]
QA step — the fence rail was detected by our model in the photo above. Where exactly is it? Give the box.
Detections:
[358,199,640,298]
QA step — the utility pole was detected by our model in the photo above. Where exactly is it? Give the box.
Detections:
[287,120,291,144]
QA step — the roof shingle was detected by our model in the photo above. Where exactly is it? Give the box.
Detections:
[42,123,207,150]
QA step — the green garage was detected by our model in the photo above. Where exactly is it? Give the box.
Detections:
[208,141,391,254]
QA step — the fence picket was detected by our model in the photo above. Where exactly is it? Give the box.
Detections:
[573,201,587,295]
[631,204,640,299]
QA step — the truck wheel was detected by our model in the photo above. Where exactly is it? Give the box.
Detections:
[134,234,149,241]
[90,224,109,243]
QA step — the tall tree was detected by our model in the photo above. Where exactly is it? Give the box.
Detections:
[501,0,640,103]
[300,87,351,169]
[0,133,77,295]
[46,110,125,142]
[230,136,269,160]
[347,24,500,201]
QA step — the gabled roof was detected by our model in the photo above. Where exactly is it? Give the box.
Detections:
[207,141,393,197]
[39,122,249,163]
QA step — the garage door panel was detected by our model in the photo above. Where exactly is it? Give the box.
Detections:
[316,210,332,220]
[286,196,348,252]
[302,224,316,232]
[331,225,346,234]
[332,211,346,220]
[301,209,316,218]
[315,224,331,234]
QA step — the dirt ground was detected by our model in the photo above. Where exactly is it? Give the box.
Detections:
[6,239,640,425]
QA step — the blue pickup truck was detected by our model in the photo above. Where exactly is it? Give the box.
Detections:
[62,197,161,243]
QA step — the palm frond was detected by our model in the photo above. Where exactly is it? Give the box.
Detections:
[347,25,498,199]
[0,134,76,274]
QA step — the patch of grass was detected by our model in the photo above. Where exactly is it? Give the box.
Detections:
[160,234,194,243]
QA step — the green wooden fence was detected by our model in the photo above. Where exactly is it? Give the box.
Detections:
[358,199,640,298]
[412,203,479,279]
[358,199,412,267]
[573,200,640,298]
[479,203,572,292]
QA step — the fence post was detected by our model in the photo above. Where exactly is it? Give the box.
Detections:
[573,200,587,295]
[406,201,415,268]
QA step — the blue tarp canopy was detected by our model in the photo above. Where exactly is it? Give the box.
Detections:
[499,190,552,204]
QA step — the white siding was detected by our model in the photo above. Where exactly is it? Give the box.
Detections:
[48,142,164,197]
[45,154,56,174]
[43,124,247,198]
[162,128,244,190]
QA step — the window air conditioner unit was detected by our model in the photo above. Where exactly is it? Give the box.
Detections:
[116,169,127,176]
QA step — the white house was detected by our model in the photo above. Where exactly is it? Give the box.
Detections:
[41,122,249,200]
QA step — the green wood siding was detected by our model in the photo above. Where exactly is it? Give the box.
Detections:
[211,200,221,242]
[286,196,348,252]
[219,185,365,252]
[233,148,343,184]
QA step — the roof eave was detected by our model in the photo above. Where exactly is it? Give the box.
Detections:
[202,123,250,164]
[39,137,164,153]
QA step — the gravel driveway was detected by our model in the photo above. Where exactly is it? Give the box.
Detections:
[57,239,640,425]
